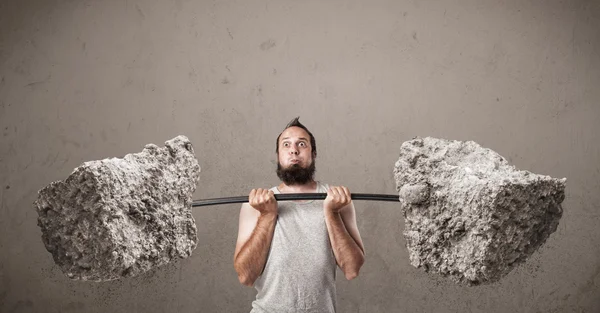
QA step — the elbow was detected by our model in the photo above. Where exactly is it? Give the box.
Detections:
[344,266,360,280]
[344,256,365,281]
[344,265,362,280]
[234,262,255,287]
[238,274,255,287]
[345,271,359,280]
[235,266,255,286]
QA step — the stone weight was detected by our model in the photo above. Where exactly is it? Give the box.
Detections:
[34,136,200,282]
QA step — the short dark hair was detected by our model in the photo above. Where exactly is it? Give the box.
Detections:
[276,116,317,158]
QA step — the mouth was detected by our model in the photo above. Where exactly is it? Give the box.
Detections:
[290,159,300,163]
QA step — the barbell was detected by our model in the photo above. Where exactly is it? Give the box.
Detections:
[33,135,566,286]
[192,193,400,207]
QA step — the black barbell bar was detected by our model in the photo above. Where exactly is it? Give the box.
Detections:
[191,193,401,207]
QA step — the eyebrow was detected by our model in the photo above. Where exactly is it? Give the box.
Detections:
[281,137,308,141]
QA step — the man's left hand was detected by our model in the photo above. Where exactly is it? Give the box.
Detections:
[324,186,352,214]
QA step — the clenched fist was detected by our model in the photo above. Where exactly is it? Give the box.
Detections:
[249,188,278,216]
[324,186,352,214]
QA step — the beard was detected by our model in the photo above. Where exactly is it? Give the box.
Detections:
[276,159,316,186]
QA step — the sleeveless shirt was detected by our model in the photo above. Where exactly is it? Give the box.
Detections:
[249,181,338,313]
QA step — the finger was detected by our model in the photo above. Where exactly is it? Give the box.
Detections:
[331,187,342,202]
[334,186,345,203]
[260,189,268,203]
[325,187,334,203]
[268,190,275,202]
[338,187,348,203]
[255,189,263,202]
[342,186,351,202]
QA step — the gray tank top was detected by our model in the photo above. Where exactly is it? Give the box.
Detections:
[250,181,337,313]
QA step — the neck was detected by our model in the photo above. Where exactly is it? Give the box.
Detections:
[278,180,317,193]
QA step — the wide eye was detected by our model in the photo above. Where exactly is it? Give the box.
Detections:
[299,142,306,147]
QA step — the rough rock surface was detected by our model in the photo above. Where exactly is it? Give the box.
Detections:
[34,135,201,282]
[393,137,566,286]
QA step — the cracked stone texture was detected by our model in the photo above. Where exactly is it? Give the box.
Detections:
[393,137,566,286]
[34,135,201,282]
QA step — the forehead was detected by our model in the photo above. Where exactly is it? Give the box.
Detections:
[279,126,310,143]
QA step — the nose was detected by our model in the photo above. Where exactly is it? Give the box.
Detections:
[289,150,298,155]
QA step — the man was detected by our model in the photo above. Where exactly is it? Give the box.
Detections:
[233,117,366,313]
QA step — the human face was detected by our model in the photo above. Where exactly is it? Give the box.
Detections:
[276,127,316,185]
[277,126,313,168]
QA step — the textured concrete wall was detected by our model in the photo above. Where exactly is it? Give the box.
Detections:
[1,0,598,312]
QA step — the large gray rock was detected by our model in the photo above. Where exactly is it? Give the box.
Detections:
[393,137,566,286]
[34,135,201,282]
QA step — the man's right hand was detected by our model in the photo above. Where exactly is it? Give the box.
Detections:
[249,188,278,216]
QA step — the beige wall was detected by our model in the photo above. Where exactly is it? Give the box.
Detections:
[1,0,599,312]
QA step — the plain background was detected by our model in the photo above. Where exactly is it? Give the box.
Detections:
[1,0,599,312]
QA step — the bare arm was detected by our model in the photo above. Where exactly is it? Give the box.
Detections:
[233,189,278,287]
[324,201,365,280]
